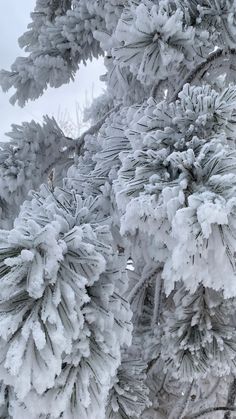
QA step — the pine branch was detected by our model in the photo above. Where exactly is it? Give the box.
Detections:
[151,80,162,99]
[224,378,236,419]
[128,267,162,305]
[146,355,160,375]
[74,103,121,152]
[169,48,236,103]
[169,382,194,419]
[183,379,221,419]
[183,406,236,419]
[45,104,121,176]
[151,275,163,328]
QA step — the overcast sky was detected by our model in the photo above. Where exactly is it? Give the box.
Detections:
[0,0,105,139]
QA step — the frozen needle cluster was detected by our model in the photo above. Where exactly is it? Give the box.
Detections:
[2,0,236,417]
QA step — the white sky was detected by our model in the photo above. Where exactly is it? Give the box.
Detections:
[0,0,105,139]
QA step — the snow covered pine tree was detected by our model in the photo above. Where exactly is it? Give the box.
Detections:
[3,0,236,418]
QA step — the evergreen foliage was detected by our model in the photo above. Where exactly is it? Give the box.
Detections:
[2,0,236,417]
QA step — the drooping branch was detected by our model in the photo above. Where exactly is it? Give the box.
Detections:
[169,48,236,103]
[183,406,236,419]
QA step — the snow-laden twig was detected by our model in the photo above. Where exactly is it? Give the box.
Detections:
[183,406,236,418]
[185,378,220,415]
[168,381,194,419]
[224,377,236,419]
[74,103,121,151]
[45,104,121,176]
[169,48,236,103]
[128,267,162,305]
[151,275,163,328]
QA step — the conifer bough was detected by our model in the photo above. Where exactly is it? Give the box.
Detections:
[1,0,236,418]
